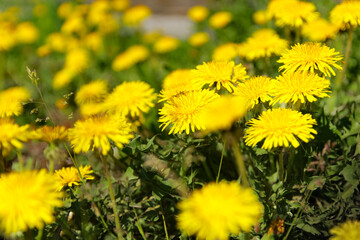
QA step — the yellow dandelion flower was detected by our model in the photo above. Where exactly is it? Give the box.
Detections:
[253,10,270,25]
[103,81,156,117]
[0,170,63,236]
[84,32,103,52]
[0,86,30,117]
[330,220,360,240]
[278,42,343,77]
[192,61,248,93]
[234,76,274,109]
[0,22,16,51]
[61,15,86,35]
[54,165,94,191]
[75,79,108,105]
[52,68,76,89]
[244,108,317,149]
[188,5,209,22]
[57,2,74,19]
[159,89,219,134]
[32,126,68,143]
[159,69,200,102]
[238,29,288,61]
[15,22,39,44]
[209,11,232,29]
[198,96,249,133]
[271,72,331,105]
[79,102,105,117]
[68,114,133,155]
[330,0,360,30]
[177,181,262,240]
[46,32,68,52]
[55,98,68,110]
[64,48,89,73]
[112,45,149,71]
[212,43,238,61]
[142,30,162,44]
[302,18,339,42]
[153,36,179,54]
[0,118,29,155]
[112,0,130,12]
[188,32,210,47]
[37,45,51,57]
[123,5,151,26]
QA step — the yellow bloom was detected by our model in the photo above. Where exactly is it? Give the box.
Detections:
[61,15,86,35]
[330,0,360,30]
[330,220,360,240]
[112,0,130,12]
[209,11,232,29]
[198,96,249,133]
[46,32,68,52]
[188,32,210,47]
[75,79,108,105]
[0,22,16,51]
[238,29,288,61]
[104,81,156,117]
[37,45,51,57]
[271,72,331,105]
[192,61,248,93]
[112,45,149,71]
[212,43,238,61]
[52,68,76,89]
[0,118,29,155]
[0,86,30,117]
[64,48,89,73]
[159,69,200,102]
[15,22,39,44]
[68,114,133,155]
[123,5,151,26]
[153,36,179,53]
[302,18,339,41]
[32,126,68,143]
[187,5,209,22]
[278,42,343,77]
[244,108,317,149]
[54,165,94,191]
[0,170,63,236]
[84,32,103,52]
[79,102,105,117]
[177,181,262,240]
[268,218,285,236]
[159,89,219,134]
[234,76,274,109]
[57,2,74,19]
[142,30,162,44]
[253,10,270,25]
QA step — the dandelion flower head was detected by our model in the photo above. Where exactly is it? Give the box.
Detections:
[75,79,108,105]
[302,18,339,41]
[123,5,151,26]
[209,11,232,29]
[330,220,360,240]
[188,32,210,47]
[0,170,62,236]
[54,165,94,191]
[64,48,89,73]
[112,45,149,71]
[278,42,343,77]
[15,22,39,44]
[159,89,219,134]
[177,181,262,240]
[52,68,76,89]
[32,125,68,143]
[112,0,130,12]
[192,61,248,93]
[244,108,317,149]
[187,5,209,22]
[212,43,238,61]
[153,36,179,54]
[0,118,29,156]
[330,0,360,30]
[0,86,30,117]
[271,72,331,105]
[253,10,270,25]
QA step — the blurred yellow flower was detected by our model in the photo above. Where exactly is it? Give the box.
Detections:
[330,220,360,240]
[84,32,103,52]
[37,45,51,57]
[52,68,76,89]
[0,118,29,156]
[46,33,68,52]
[245,108,317,149]
[61,15,86,35]
[302,18,339,41]
[0,86,30,117]
[112,0,130,12]
[112,45,149,71]
[271,72,331,105]
[278,42,343,77]
[209,11,232,29]
[54,165,95,191]
[75,79,108,105]
[55,98,68,110]
[177,181,262,240]
[187,5,209,22]
[153,36,179,53]
[188,32,210,47]
[142,30,162,44]
[15,22,39,44]
[0,22,16,51]
[65,48,89,73]
[0,170,63,236]
[57,2,74,19]
[330,0,360,30]
[159,89,219,134]
[253,10,270,25]
[192,61,248,92]
[68,114,133,155]
[32,126,68,143]
[79,102,105,117]
[123,5,151,26]
[212,43,238,61]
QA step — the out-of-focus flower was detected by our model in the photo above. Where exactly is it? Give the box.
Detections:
[330,220,360,240]
[57,2,74,19]
[76,79,108,105]
[212,43,238,61]
[187,5,209,22]
[32,126,68,143]
[253,10,270,25]
[0,86,30,117]
[61,15,86,35]
[112,45,149,71]
[123,5,151,26]
[330,0,360,30]
[46,33,68,52]
[0,22,16,51]
[153,36,179,53]
[64,48,89,73]
[112,0,130,12]
[268,218,285,236]
[209,11,232,29]
[84,32,103,52]
[52,68,77,89]
[302,18,339,41]
[55,98,68,110]
[0,118,29,156]
[15,22,39,44]
[188,32,209,47]
[142,30,162,44]
[37,45,51,57]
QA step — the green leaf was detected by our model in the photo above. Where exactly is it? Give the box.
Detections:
[295,223,321,235]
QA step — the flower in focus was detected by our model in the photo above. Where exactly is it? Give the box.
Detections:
[52,68,76,89]
[75,79,108,105]
[0,170,63,236]
[278,42,343,77]
[123,5,151,26]
[64,48,89,73]
[330,0,360,30]
[68,114,134,155]
[104,81,156,117]
[153,36,179,54]
[271,72,331,105]
[188,32,209,47]
[192,61,248,92]
[209,11,232,29]
[244,108,317,149]
[54,165,95,191]
[187,5,209,22]
[32,126,68,143]
[198,96,249,133]
[159,90,219,134]
[15,22,39,44]
[159,69,200,102]
[0,118,29,155]
[238,29,288,61]
[253,10,270,25]
[234,76,274,109]
[330,220,360,240]
[0,86,30,117]
[177,181,262,240]
[112,45,149,71]
[212,43,238,61]
[302,18,339,41]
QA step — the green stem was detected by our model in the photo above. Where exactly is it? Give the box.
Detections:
[337,27,355,85]
[162,214,170,240]
[17,151,24,171]
[216,140,226,183]
[279,149,284,183]
[230,137,249,187]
